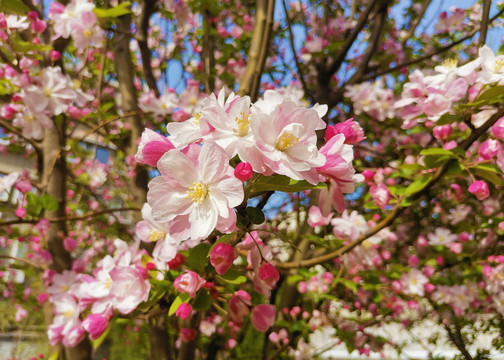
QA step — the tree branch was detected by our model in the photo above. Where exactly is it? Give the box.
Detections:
[276,106,504,270]
[238,0,275,101]
[202,9,216,94]
[76,111,142,142]
[0,119,42,158]
[479,0,492,46]
[323,0,377,82]
[282,0,311,99]
[0,254,46,270]
[137,0,160,97]
[363,6,504,82]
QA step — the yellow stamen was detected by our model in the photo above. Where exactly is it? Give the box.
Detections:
[234,112,251,137]
[43,87,52,96]
[186,182,209,204]
[495,58,504,72]
[83,29,93,38]
[148,229,165,242]
[276,132,299,151]
[192,113,201,125]
[103,277,112,289]
[64,309,74,317]
[60,285,69,292]
[441,58,458,69]
[189,97,197,106]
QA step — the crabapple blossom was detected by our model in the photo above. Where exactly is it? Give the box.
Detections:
[250,304,276,332]
[468,180,490,200]
[209,243,235,275]
[174,270,206,298]
[147,141,244,240]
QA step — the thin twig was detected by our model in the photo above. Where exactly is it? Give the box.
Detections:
[0,119,42,158]
[0,255,46,270]
[77,111,142,142]
[276,106,504,270]
[282,0,311,99]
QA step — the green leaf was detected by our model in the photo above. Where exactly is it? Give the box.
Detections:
[473,167,504,186]
[47,351,59,360]
[186,243,211,272]
[246,207,265,225]
[26,192,43,217]
[217,269,247,284]
[419,148,456,157]
[248,175,326,195]
[475,86,504,106]
[0,0,30,15]
[91,326,110,349]
[10,32,52,53]
[168,293,191,316]
[436,113,463,125]
[40,194,59,212]
[93,2,131,17]
[193,289,212,310]
[403,174,432,196]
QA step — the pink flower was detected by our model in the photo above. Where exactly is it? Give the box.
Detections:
[175,303,192,320]
[432,125,452,141]
[82,314,109,340]
[325,119,365,145]
[468,180,489,200]
[258,263,280,286]
[250,304,276,332]
[478,139,500,160]
[147,141,244,240]
[400,269,428,296]
[180,328,197,342]
[369,184,390,209]
[492,117,504,140]
[174,270,206,298]
[307,205,333,227]
[229,294,250,324]
[135,129,175,167]
[234,162,253,182]
[15,304,28,322]
[109,266,151,314]
[209,243,235,275]
[37,292,49,305]
[251,98,326,184]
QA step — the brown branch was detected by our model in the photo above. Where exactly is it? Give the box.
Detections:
[96,39,109,108]
[0,207,140,227]
[444,323,474,360]
[137,0,160,97]
[238,0,275,101]
[202,9,216,94]
[480,0,492,46]
[0,255,46,270]
[76,111,142,142]
[276,106,504,270]
[323,0,377,81]
[0,119,42,158]
[0,49,22,72]
[346,5,388,85]
[401,0,432,47]
[362,6,504,82]
[282,0,311,99]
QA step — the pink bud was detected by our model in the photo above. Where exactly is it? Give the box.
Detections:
[234,162,253,182]
[82,314,109,340]
[180,328,197,342]
[50,50,61,61]
[1,104,17,119]
[15,207,26,218]
[0,14,6,29]
[175,303,192,320]
[32,19,46,33]
[167,253,185,270]
[209,243,235,275]
[250,304,276,332]
[423,265,435,277]
[15,179,32,193]
[328,119,365,144]
[432,125,452,141]
[369,183,390,209]
[63,237,77,252]
[361,169,374,182]
[36,293,48,305]
[146,262,155,270]
[174,270,206,298]
[482,265,492,277]
[425,283,435,293]
[258,263,280,286]
[468,180,489,200]
[443,140,457,150]
[492,117,504,140]
[478,139,500,160]
[408,255,419,267]
[449,243,463,254]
